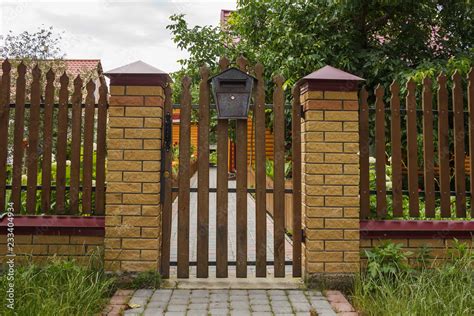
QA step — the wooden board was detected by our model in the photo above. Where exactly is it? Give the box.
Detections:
[70,76,83,214]
[82,80,96,214]
[437,74,451,217]
[0,61,11,212]
[359,87,370,219]
[390,82,403,217]
[374,85,386,217]
[95,79,107,215]
[56,73,69,214]
[41,69,55,213]
[406,79,419,217]
[469,68,474,218]
[422,77,435,217]
[452,71,466,217]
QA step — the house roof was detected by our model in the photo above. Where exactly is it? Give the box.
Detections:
[0,59,102,77]
[105,60,166,75]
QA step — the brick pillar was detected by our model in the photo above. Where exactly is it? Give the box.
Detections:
[300,66,363,289]
[104,61,169,272]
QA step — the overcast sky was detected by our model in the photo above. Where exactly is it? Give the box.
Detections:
[0,0,236,73]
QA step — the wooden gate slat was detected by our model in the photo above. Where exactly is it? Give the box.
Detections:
[254,63,267,276]
[374,85,386,217]
[452,71,466,217]
[437,74,450,217]
[390,82,403,217]
[26,66,41,214]
[0,60,11,212]
[359,87,370,219]
[236,56,248,278]
[273,74,285,277]
[422,77,435,217]
[216,57,230,278]
[291,82,302,277]
[41,69,55,213]
[177,76,192,278]
[468,68,474,218]
[406,79,419,217]
[82,80,96,214]
[70,76,83,214]
[11,62,26,212]
[160,82,173,278]
[56,73,69,214]
[197,66,210,278]
[95,79,107,215]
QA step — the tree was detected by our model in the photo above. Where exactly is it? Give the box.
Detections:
[1,26,64,59]
[168,0,474,95]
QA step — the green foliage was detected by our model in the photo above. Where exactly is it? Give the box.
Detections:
[354,241,474,315]
[209,151,217,166]
[364,242,412,279]
[265,159,293,180]
[0,256,115,316]
[130,270,162,289]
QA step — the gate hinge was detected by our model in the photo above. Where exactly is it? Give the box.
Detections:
[164,112,172,152]
[301,229,306,243]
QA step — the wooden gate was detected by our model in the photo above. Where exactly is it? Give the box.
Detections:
[160,57,302,279]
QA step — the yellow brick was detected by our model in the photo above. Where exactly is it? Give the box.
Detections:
[105,205,141,215]
[143,161,161,171]
[325,153,358,164]
[107,161,142,171]
[141,250,158,260]
[144,140,162,149]
[305,240,324,250]
[126,107,163,118]
[122,238,158,250]
[343,164,358,175]
[109,117,143,128]
[109,107,125,116]
[108,139,143,150]
[325,175,359,185]
[105,215,122,226]
[308,230,343,240]
[343,186,359,196]
[325,196,359,207]
[343,143,359,153]
[304,110,324,121]
[110,85,125,95]
[408,239,446,248]
[105,249,140,261]
[144,118,162,128]
[303,153,324,163]
[108,150,124,160]
[305,121,342,132]
[121,261,156,271]
[302,132,324,143]
[15,244,49,255]
[104,238,121,249]
[104,260,121,271]
[344,230,359,239]
[303,196,324,207]
[107,182,142,193]
[141,227,159,238]
[325,241,359,251]
[324,111,359,121]
[325,219,359,229]
[372,239,408,247]
[305,142,342,153]
[360,239,372,248]
[325,262,359,273]
[125,129,162,139]
[123,194,159,205]
[308,251,343,262]
[325,132,358,142]
[305,163,342,175]
[306,218,324,229]
[49,245,86,255]
[301,91,324,102]
[304,174,324,185]
[306,262,324,273]
[124,150,161,161]
[33,235,70,244]
[122,216,158,227]
[142,205,160,216]
[123,172,160,182]
[304,185,342,196]
[343,122,359,132]
[143,183,160,193]
[344,252,360,262]
[106,193,122,204]
[324,91,358,100]
[106,171,122,182]
[126,86,164,96]
[108,128,124,139]
[110,96,143,106]
[106,226,141,238]
[306,207,343,217]
[69,236,104,245]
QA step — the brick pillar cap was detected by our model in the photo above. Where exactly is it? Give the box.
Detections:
[104,60,170,86]
[302,65,364,91]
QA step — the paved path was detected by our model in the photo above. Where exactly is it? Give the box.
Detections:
[124,289,337,316]
[170,167,293,277]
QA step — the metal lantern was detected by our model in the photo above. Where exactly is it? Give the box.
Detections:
[209,67,256,119]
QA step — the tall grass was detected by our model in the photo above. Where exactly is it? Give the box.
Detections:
[353,243,474,315]
[0,254,116,316]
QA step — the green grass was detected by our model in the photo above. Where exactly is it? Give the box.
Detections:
[0,255,116,316]
[353,243,474,315]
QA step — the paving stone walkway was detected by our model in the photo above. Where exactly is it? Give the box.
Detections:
[124,289,337,316]
[170,168,293,277]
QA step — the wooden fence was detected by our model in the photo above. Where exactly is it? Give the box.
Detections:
[0,60,108,215]
[360,68,474,219]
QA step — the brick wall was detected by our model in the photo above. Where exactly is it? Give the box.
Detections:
[0,234,103,265]
[105,78,165,272]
